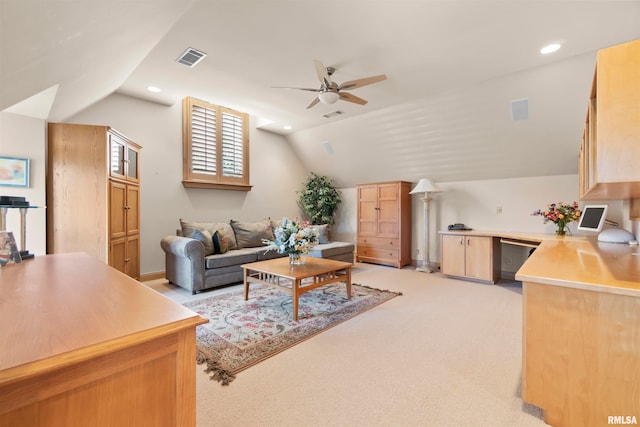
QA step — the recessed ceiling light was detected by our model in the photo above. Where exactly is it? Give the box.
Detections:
[540,43,561,54]
[146,86,162,93]
[283,125,292,130]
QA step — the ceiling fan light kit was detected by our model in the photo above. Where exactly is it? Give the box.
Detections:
[275,60,387,109]
[318,91,340,104]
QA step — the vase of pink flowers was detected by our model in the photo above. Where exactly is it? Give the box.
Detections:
[532,202,581,236]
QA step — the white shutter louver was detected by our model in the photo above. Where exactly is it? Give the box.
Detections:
[191,104,217,175]
[221,111,244,178]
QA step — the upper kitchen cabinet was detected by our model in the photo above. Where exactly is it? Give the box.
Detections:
[580,39,640,200]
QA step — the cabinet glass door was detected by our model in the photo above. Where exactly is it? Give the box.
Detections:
[127,147,138,180]
[110,136,125,178]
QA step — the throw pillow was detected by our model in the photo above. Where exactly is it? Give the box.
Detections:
[213,229,228,254]
[311,224,330,244]
[191,229,214,256]
[179,219,238,250]
[230,219,275,249]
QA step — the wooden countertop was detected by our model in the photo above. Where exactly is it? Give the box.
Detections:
[438,229,588,243]
[516,238,640,296]
[0,253,207,384]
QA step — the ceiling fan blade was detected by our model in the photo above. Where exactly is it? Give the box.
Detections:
[272,86,319,92]
[313,59,332,86]
[306,97,320,109]
[339,91,368,105]
[338,74,387,91]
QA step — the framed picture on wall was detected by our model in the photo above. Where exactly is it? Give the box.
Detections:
[0,156,30,188]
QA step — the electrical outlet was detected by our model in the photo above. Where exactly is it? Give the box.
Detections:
[496,206,503,214]
[505,257,512,265]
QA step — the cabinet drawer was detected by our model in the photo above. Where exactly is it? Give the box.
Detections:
[357,236,400,249]
[357,246,399,261]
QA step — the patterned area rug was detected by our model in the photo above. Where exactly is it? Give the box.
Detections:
[184,282,401,385]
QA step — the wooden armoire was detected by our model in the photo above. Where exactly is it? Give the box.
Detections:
[356,181,412,268]
[47,123,141,279]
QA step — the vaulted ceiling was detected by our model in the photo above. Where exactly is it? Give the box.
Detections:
[1,1,639,187]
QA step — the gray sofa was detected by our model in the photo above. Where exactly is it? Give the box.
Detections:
[160,218,354,294]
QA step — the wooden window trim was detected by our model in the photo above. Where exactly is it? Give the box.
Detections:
[182,97,251,191]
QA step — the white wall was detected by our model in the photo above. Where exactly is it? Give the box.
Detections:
[0,112,47,256]
[67,93,309,275]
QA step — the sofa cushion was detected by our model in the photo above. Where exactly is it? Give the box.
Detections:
[180,219,238,250]
[307,241,355,259]
[230,219,274,249]
[192,229,214,255]
[311,224,330,244]
[213,229,229,254]
[204,248,258,269]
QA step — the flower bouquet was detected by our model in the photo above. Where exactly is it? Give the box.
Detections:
[263,217,319,264]
[532,201,581,235]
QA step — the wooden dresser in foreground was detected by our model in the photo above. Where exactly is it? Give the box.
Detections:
[0,253,207,427]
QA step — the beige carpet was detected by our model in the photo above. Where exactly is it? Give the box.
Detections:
[145,263,546,427]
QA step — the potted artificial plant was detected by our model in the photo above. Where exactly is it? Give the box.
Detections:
[298,172,342,225]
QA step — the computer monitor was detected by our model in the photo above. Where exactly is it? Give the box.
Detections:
[577,205,608,232]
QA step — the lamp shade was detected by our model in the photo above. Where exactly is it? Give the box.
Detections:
[318,91,340,105]
[410,178,442,194]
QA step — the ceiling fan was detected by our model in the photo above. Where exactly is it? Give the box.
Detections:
[274,60,387,109]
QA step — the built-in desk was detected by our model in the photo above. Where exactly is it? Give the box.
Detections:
[0,253,208,426]
[516,238,640,427]
[438,230,587,284]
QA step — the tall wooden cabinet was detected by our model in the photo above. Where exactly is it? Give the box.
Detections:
[579,39,640,200]
[356,181,411,268]
[47,123,141,279]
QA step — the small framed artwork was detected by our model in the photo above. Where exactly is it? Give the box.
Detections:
[0,231,22,266]
[0,156,30,188]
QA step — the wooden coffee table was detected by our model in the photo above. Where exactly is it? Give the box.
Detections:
[242,257,353,320]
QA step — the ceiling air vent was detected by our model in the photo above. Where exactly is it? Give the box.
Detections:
[322,110,345,119]
[176,47,207,67]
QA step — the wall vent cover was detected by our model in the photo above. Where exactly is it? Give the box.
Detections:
[176,48,207,67]
[321,141,334,155]
[323,110,344,119]
[511,98,529,121]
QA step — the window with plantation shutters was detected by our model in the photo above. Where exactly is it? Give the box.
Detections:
[182,97,251,190]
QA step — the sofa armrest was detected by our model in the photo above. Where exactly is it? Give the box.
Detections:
[160,235,205,294]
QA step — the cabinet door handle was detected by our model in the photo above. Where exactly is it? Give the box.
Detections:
[459,238,464,245]
[125,258,130,262]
